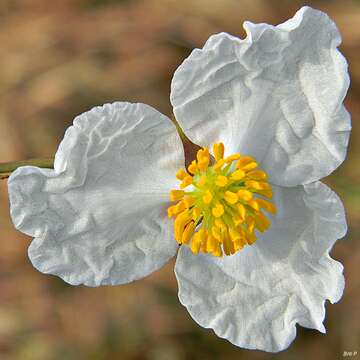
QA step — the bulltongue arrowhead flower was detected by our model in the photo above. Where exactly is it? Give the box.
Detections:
[8,6,350,352]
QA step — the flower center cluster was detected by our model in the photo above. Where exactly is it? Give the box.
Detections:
[168,143,276,257]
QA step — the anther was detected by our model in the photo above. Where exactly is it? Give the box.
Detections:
[169,142,276,257]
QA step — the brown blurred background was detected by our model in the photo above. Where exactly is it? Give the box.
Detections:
[0,0,359,359]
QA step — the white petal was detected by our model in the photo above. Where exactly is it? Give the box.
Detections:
[171,6,350,186]
[8,102,183,287]
[175,182,346,352]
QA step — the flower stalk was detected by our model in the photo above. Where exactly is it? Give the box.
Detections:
[0,158,54,179]
[0,114,198,180]
[0,114,195,180]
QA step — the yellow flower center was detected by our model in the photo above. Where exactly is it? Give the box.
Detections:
[168,143,277,257]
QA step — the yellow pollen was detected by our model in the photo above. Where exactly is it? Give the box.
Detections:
[254,211,270,232]
[247,169,267,181]
[256,188,273,199]
[224,153,241,163]
[212,203,224,217]
[215,218,226,231]
[241,162,258,172]
[167,200,186,218]
[206,233,217,252]
[197,175,207,187]
[170,190,185,201]
[211,226,222,241]
[257,198,277,215]
[192,206,201,220]
[197,147,210,171]
[247,199,260,211]
[182,221,195,244]
[236,203,246,221]
[213,143,224,161]
[215,175,228,187]
[245,180,271,191]
[176,169,187,180]
[203,190,213,204]
[213,159,225,172]
[191,229,204,254]
[183,196,195,208]
[231,169,245,181]
[174,210,191,243]
[236,156,256,169]
[169,142,276,257]
[224,191,238,204]
[237,189,253,201]
[188,160,198,175]
[180,175,193,189]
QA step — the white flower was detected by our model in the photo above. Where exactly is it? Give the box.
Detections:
[7,6,350,352]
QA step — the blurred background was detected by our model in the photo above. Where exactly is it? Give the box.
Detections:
[0,0,359,359]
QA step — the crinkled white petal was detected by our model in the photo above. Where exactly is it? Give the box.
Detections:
[8,102,183,287]
[170,6,351,187]
[175,181,346,352]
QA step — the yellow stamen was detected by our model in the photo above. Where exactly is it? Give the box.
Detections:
[223,232,234,255]
[170,190,185,202]
[254,211,270,232]
[224,191,238,204]
[245,180,271,191]
[200,240,208,254]
[213,243,223,257]
[237,203,246,220]
[213,143,224,161]
[212,203,224,218]
[175,201,186,213]
[191,230,204,254]
[188,160,198,175]
[183,196,195,208]
[197,148,210,171]
[192,207,201,220]
[233,237,244,251]
[257,198,277,215]
[248,199,260,211]
[229,227,240,242]
[215,218,226,231]
[197,175,207,187]
[167,200,186,218]
[213,159,225,172]
[242,162,258,172]
[211,226,222,241]
[168,143,276,257]
[215,175,228,187]
[246,216,255,234]
[233,213,244,226]
[237,189,253,201]
[180,175,193,189]
[231,169,245,181]
[203,190,213,204]
[176,169,187,180]
[224,153,241,163]
[206,233,217,252]
[256,188,273,199]
[182,221,195,244]
[236,156,255,169]
[167,206,175,218]
[247,170,267,181]
[174,211,191,243]
[246,231,257,245]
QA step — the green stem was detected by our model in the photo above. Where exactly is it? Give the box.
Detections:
[0,158,54,179]
[0,115,201,180]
